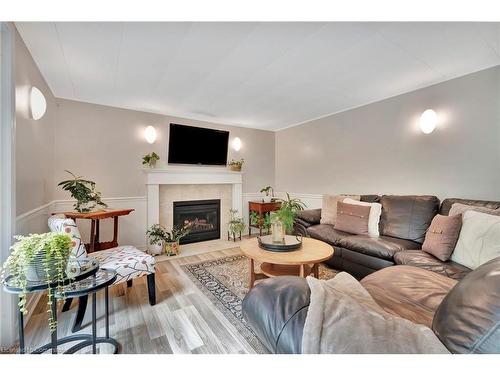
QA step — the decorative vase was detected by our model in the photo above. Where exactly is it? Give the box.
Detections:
[26,252,69,282]
[148,159,157,168]
[149,243,163,256]
[262,195,272,203]
[271,220,285,244]
[164,240,180,256]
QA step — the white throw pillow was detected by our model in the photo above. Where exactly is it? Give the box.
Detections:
[343,198,382,237]
[451,210,500,269]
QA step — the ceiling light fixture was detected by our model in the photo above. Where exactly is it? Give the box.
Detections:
[232,137,242,151]
[419,109,438,134]
[30,87,47,120]
[145,126,157,144]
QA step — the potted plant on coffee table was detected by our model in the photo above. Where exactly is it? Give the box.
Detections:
[58,170,108,213]
[1,232,73,331]
[228,209,245,241]
[270,193,307,243]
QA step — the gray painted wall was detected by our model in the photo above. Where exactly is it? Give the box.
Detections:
[275,66,500,201]
[15,28,57,215]
[53,99,275,200]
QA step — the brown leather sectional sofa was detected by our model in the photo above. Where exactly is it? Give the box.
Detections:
[242,195,500,353]
[293,195,500,279]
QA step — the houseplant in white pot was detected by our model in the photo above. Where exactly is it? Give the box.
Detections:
[58,170,108,213]
[260,186,274,203]
[228,209,245,241]
[146,224,165,255]
[1,232,73,331]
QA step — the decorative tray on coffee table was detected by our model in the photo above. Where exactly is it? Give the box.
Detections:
[257,235,303,252]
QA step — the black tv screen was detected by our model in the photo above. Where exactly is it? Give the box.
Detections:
[168,123,229,166]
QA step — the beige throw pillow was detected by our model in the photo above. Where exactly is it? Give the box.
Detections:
[320,194,360,226]
[343,198,382,237]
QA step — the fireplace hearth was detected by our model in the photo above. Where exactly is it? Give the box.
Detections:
[173,199,221,244]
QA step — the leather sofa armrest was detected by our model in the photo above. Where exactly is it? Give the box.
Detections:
[295,208,322,225]
[242,276,310,354]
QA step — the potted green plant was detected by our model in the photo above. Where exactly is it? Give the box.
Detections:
[146,224,165,255]
[147,224,191,256]
[250,211,272,235]
[228,159,244,172]
[58,170,108,213]
[270,193,307,243]
[228,209,245,241]
[1,233,73,331]
[142,152,160,168]
[163,225,191,256]
[260,186,274,203]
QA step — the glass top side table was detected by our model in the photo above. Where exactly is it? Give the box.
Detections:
[3,259,120,354]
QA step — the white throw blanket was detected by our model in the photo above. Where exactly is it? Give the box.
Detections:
[301,272,450,354]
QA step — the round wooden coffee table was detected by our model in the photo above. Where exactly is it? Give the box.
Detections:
[240,237,334,288]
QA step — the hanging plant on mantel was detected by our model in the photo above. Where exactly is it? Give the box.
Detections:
[58,170,108,213]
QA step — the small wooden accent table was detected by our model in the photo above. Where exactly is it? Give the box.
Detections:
[240,237,334,288]
[248,200,281,236]
[61,209,134,253]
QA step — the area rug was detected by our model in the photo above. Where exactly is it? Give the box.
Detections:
[180,254,337,353]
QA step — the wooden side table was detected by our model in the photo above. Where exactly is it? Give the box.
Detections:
[248,200,281,236]
[58,209,134,253]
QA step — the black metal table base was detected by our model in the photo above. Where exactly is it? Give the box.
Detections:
[15,273,119,355]
[31,334,120,354]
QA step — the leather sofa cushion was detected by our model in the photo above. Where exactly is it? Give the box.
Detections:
[432,256,500,354]
[295,208,322,225]
[394,250,471,280]
[440,198,500,215]
[380,195,440,244]
[361,265,457,328]
[337,235,421,261]
[307,224,352,246]
[242,276,309,354]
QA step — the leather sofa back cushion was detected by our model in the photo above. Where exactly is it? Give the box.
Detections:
[421,214,462,262]
[380,195,440,244]
[440,198,500,215]
[334,202,371,235]
[432,257,500,353]
[449,202,500,217]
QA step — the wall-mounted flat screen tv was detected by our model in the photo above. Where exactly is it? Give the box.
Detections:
[168,123,229,166]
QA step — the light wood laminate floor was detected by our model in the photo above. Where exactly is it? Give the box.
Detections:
[23,247,257,354]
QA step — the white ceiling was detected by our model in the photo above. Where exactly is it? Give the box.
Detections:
[16,22,500,131]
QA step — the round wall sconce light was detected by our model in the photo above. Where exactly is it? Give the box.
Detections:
[232,137,242,151]
[30,87,47,120]
[419,109,438,134]
[144,126,157,144]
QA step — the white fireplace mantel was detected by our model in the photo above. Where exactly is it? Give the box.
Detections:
[143,166,243,230]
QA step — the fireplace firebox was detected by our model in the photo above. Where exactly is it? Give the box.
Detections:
[173,199,221,244]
